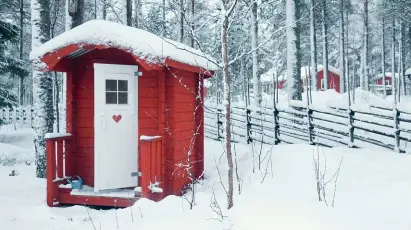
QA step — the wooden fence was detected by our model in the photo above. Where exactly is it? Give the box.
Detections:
[204,102,411,153]
[0,107,34,126]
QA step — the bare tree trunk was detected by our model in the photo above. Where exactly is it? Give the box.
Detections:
[392,19,397,104]
[190,0,195,48]
[321,0,328,90]
[19,0,24,105]
[251,0,261,106]
[102,0,107,20]
[286,0,302,101]
[162,0,166,36]
[362,0,369,91]
[339,0,345,93]
[345,9,350,104]
[179,0,184,43]
[134,0,141,27]
[32,0,53,178]
[70,0,84,28]
[126,0,132,26]
[310,0,318,91]
[382,17,386,97]
[220,0,237,209]
[400,21,406,96]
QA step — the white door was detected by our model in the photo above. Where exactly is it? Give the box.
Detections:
[94,63,138,192]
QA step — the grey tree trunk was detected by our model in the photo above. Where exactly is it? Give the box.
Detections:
[382,17,386,97]
[286,0,302,101]
[220,0,237,210]
[31,0,53,178]
[339,0,345,93]
[392,19,397,104]
[162,0,166,36]
[310,0,318,91]
[190,0,195,48]
[362,0,369,91]
[251,0,261,106]
[321,0,328,90]
[71,0,84,28]
[400,21,406,96]
[19,0,24,105]
[134,0,142,28]
[179,0,184,43]
[126,0,132,26]
[102,0,107,20]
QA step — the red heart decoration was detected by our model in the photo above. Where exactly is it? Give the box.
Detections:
[112,115,122,123]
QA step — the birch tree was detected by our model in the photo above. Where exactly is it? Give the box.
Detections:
[126,0,132,26]
[286,0,302,100]
[309,0,317,91]
[251,0,261,106]
[339,0,345,93]
[362,0,369,91]
[70,0,84,28]
[179,0,184,43]
[220,0,237,209]
[321,0,328,90]
[31,0,53,178]
[134,0,142,28]
[391,18,396,104]
[381,16,386,97]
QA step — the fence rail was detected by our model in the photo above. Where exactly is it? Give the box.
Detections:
[0,107,34,126]
[204,102,411,153]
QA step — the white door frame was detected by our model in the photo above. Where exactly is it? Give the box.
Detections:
[93,63,139,192]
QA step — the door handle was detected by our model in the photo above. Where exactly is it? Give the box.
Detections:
[101,116,106,129]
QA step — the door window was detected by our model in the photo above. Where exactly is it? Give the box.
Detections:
[105,79,128,105]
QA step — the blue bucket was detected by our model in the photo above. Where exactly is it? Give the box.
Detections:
[67,176,83,190]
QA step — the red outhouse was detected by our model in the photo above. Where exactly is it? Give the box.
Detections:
[30,20,216,207]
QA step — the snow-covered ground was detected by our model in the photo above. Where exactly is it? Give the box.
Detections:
[1,125,411,229]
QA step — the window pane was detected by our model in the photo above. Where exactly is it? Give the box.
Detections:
[118,80,128,92]
[118,92,128,104]
[106,80,117,91]
[106,92,117,104]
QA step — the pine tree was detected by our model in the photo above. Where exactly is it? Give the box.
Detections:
[0,2,25,124]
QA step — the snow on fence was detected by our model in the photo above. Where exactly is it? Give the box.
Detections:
[204,102,411,153]
[0,107,34,127]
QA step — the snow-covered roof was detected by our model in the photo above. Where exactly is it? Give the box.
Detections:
[301,65,340,79]
[405,68,411,76]
[376,72,399,79]
[260,68,285,82]
[30,20,218,71]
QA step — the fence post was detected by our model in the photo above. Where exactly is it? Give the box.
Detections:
[348,108,355,148]
[307,107,314,145]
[274,107,280,145]
[216,108,222,140]
[394,108,401,152]
[246,108,251,144]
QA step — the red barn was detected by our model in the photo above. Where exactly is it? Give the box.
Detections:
[302,65,341,93]
[30,20,216,207]
[372,72,397,95]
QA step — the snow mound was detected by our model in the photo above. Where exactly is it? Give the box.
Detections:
[30,20,218,71]
[0,142,33,166]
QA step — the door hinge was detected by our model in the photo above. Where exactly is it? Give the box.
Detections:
[131,172,141,177]
[134,72,143,77]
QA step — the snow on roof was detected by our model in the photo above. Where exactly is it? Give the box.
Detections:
[376,72,399,79]
[30,20,218,71]
[301,64,340,79]
[260,68,285,82]
[405,68,411,76]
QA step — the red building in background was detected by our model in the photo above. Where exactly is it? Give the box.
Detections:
[302,65,341,93]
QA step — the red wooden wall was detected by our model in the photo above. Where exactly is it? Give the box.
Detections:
[66,48,204,196]
[317,70,340,93]
[377,76,392,85]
